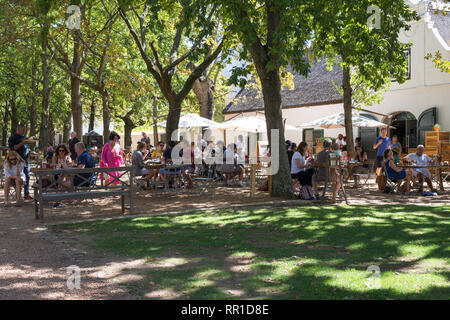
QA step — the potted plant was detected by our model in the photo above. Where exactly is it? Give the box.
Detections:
[434,124,440,132]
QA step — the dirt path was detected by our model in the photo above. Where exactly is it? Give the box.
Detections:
[0,201,139,300]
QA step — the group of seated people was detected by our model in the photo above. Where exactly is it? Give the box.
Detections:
[131,138,246,189]
[383,145,437,194]
[285,135,439,198]
[3,142,95,207]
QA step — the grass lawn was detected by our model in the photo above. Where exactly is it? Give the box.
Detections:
[53,205,450,299]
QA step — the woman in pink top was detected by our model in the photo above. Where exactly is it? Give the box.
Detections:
[100,131,123,184]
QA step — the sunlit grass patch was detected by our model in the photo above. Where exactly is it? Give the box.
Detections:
[53,205,450,299]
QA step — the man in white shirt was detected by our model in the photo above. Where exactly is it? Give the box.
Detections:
[236,135,246,165]
[405,145,436,192]
[336,134,346,150]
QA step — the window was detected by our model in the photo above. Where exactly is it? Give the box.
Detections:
[392,48,411,81]
[404,48,411,80]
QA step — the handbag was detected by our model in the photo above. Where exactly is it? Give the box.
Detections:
[299,185,316,200]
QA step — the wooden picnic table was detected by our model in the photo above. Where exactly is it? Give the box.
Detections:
[313,161,348,204]
[398,164,450,192]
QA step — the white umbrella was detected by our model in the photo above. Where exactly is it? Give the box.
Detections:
[298,111,393,129]
[159,113,218,128]
[210,115,302,132]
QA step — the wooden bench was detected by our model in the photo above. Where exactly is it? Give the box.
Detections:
[33,166,134,220]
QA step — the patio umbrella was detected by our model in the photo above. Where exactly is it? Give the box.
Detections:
[159,113,218,128]
[298,111,394,129]
[209,115,302,133]
[209,115,301,161]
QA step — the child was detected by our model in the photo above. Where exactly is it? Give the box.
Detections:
[3,151,26,207]
[332,142,342,157]
[392,147,401,166]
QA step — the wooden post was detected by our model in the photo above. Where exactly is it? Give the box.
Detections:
[268,162,272,195]
[331,168,337,204]
[250,163,256,198]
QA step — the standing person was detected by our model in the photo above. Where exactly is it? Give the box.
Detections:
[390,135,402,155]
[336,134,346,150]
[141,132,150,148]
[68,131,80,163]
[3,151,25,207]
[8,124,32,200]
[373,128,391,176]
[100,131,123,184]
[236,134,246,165]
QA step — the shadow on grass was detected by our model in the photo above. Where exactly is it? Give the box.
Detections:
[56,205,450,299]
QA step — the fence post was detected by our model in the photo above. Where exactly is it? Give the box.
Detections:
[250,163,256,198]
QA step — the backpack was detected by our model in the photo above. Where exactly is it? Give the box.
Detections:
[299,185,316,200]
[376,175,386,191]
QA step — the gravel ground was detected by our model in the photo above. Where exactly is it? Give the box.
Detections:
[0,199,138,300]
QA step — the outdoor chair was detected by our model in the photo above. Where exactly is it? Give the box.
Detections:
[382,164,402,194]
[352,161,376,189]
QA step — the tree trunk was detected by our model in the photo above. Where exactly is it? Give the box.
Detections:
[2,103,9,145]
[40,27,51,148]
[192,77,214,120]
[259,70,293,198]
[29,59,38,137]
[247,3,292,198]
[101,91,111,143]
[89,98,95,132]
[153,96,159,145]
[9,99,18,135]
[124,121,133,149]
[342,62,355,159]
[71,76,83,137]
[165,100,182,144]
[63,111,71,143]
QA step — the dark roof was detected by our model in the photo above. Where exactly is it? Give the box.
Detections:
[223,59,343,114]
[429,9,450,45]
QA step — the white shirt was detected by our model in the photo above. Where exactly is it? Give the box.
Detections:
[406,153,432,178]
[291,152,305,174]
[406,153,431,166]
[236,140,246,164]
[3,162,25,181]
[336,139,346,146]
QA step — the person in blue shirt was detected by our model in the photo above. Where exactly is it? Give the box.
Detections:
[390,135,402,155]
[373,128,391,176]
[73,142,95,187]
[384,149,412,194]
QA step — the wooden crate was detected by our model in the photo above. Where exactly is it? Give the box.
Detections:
[425,131,449,148]
[439,141,450,161]
[408,147,439,157]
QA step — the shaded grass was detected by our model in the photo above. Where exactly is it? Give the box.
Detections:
[53,205,450,299]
